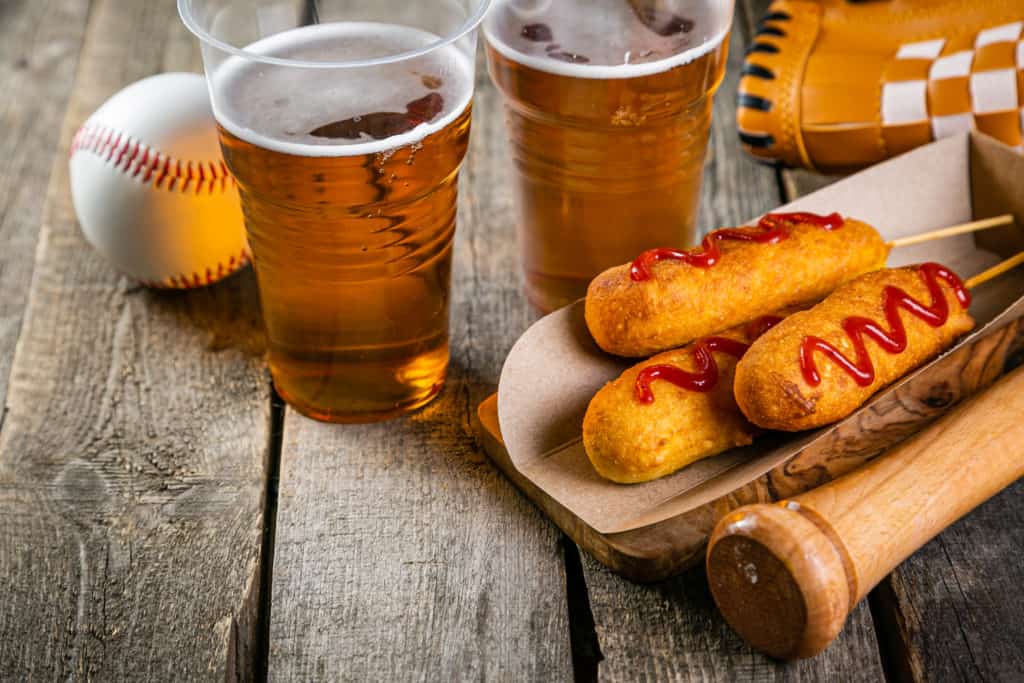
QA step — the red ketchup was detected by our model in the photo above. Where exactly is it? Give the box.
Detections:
[634,316,784,404]
[630,212,844,281]
[799,263,971,387]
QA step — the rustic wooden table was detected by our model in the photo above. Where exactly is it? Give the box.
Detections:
[2,0,1023,680]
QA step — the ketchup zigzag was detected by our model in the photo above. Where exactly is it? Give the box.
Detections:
[630,211,845,281]
[635,316,784,403]
[799,263,971,387]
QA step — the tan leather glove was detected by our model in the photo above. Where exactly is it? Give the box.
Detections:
[738,0,1024,172]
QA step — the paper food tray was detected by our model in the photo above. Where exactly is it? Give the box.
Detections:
[495,133,1024,537]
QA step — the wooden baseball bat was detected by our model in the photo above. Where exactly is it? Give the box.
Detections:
[706,362,1024,660]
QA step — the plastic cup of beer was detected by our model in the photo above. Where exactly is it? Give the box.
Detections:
[484,0,734,312]
[179,0,490,423]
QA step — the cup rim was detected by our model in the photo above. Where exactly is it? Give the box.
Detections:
[178,0,492,69]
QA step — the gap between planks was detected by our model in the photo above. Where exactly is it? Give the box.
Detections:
[563,535,603,683]
[255,391,286,682]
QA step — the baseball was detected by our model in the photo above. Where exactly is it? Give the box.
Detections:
[69,72,249,288]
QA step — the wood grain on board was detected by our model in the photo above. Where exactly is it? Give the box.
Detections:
[0,0,272,679]
[265,44,573,681]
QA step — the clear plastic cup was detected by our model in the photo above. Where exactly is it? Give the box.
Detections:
[484,0,734,311]
[180,0,491,422]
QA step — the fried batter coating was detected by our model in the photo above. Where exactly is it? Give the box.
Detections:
[583,326,758,484]
[585,218,890,357]
[734,266,975,432]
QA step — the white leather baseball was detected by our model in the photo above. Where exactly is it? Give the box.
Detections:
[70,72,249,288]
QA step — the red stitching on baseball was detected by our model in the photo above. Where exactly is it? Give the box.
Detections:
[137,248,252,290]
[72,123,248,288]
[71,122,237,195]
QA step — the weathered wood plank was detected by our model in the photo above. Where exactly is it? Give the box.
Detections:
[0,0,91,409]
[579,6,886,680]
[585,557,884,682]
[266,46,572,680]
[0,0,272,679]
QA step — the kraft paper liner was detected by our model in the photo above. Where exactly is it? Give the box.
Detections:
[498,132,1024,535]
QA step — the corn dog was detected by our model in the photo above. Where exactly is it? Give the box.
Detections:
[583,315,785,484]
[734,263,974,432]
[585,213,890,357]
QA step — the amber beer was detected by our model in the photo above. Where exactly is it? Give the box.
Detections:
[212,23,474,422]
[484,0,732,311]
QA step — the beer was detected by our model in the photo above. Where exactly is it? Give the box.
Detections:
[484,0,732,311]
[212,23,474,422]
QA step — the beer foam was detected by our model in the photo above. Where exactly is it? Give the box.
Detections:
[213,23,474,157]
[484,0,731,79]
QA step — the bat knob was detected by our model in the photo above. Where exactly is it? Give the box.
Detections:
[706,501,856,659]
[708,366,1024,659]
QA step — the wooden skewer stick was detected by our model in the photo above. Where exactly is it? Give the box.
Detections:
[706,363,1024,660]
[965,250,1024,290]
[887,213,1014,248]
